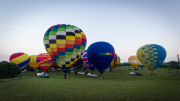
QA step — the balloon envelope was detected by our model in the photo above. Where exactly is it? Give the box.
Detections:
[81,50,95,71]
[114,55,121,67]
[87,41,115,74]
[73,57,83,69]
[43,24,87,73]
[108,53,117,68]
[137,44,166,72]
[139,62,144,68]
[9,52,30,69]
[128,55,140,69]
[36,53,54,72]
[28,55,39,70]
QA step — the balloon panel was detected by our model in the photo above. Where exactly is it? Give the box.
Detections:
[73,57,83,68]
[139,62,144,68]
[36,53,54,72]
[87,42,115,74]
[128,56,140,69]
[43,24,87,70]
[9,52,30,69]
[108,54,117,68]
[81,50,95,71]
[114,56,120,67]
[28,55,39,70]
[137,44,166,70]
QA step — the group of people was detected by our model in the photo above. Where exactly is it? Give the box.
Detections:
[150,73,155,76]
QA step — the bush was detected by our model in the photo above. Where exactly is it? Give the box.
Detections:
[0,61,21,78]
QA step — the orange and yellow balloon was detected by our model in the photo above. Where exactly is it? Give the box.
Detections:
[28,55,39,70]
[128,55,140,69]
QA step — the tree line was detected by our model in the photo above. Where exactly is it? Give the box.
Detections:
[0,61,21,79]
[117,61,180,69]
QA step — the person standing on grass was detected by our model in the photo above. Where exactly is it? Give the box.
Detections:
[64,73,67,79]
[101,75,104,79]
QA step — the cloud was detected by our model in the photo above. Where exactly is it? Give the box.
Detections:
[0,24,44,34]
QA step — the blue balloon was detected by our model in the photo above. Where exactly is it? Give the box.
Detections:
[87,41,115,74]
[139,62,144,68]
[137,44,167,72]
[81,50,95,71]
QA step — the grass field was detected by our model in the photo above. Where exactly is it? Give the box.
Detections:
[0,66,180,101]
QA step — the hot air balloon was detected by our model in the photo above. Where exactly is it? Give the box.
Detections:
[9,52,30,69]
[108,54,117,68]
[137,44,166,73]
[87,41,115,76]
[28,55,39,70]
[36,53,54,72]
[114,55,121,67]
[139,62,144,70]
[43,24,87,74]
[128,55,140,69]
[108,53,117,72]
[81,50,95,73]
[73,57,83,69]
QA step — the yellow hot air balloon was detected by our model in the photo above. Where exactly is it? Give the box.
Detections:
[136,44,166,73]
[128,55,140,69]
[28,55,39,70]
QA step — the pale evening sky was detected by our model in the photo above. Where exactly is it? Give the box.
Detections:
[0,0,179,63]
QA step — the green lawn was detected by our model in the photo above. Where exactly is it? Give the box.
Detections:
[0,66,180,101]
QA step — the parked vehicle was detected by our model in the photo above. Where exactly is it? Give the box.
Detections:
[36,72,50,78]
[78,72,85,75]
[87,73,97,77]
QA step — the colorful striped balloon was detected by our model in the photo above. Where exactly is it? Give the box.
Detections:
[114,55,121,67]
[43,24,87,73]
[108,53,117,68]
[9,52,30,69]
[36,53,54,72]
[28,55,39,70]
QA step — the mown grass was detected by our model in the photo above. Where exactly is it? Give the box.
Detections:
[0,66,180,101]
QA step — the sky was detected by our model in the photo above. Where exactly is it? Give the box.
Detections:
[0,0,179,63]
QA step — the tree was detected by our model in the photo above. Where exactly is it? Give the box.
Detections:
[0,61,21,78]
[22,64,34,71]
[167,65,172,72]
[169,61,179,69]
[0,61,8,79]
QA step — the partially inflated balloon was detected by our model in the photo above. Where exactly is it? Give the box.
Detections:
[36,53,54,72]
[137,44,166,72]
[43,24,87,73]
[108,53,117,68]
[139,62,144,68]
[28,55,39,70]
[73,57,83,69]
[9,52,30,69]
[114,55,121,67]
[128,56,140,69]
[87,42,115,74]
[81,50,95,71]
[53,62,60,70]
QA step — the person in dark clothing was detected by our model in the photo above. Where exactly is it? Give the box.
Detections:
[64,73,67,79]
